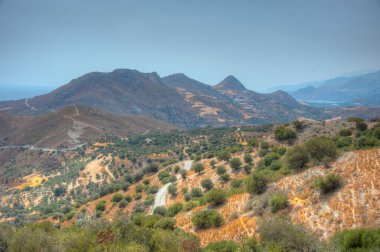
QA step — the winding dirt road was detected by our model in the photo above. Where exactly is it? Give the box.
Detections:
[152,160,193,212]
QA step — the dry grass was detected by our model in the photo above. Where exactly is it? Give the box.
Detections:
[275,148,380,240]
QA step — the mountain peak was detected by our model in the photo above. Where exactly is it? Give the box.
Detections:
[214,75,247,91]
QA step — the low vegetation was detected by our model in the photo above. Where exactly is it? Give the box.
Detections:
[191,210,224,229]
[314,174,341,194]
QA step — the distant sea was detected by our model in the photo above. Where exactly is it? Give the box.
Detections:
[0,86,52,101]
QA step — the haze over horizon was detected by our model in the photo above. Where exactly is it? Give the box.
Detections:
[1,0,380,94]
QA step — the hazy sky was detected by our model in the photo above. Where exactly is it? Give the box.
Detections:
[1,0,380,92]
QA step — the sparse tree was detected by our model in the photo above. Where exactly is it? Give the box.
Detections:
[192,162,204,175]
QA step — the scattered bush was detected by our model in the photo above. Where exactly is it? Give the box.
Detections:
[246,173,267,194]
[356,121,368,132]
[216,166,227,175]
[219,173,230,184]
[204,240,240,252]
[95,201,106,212]
[201,178,214,191]
[314,174,341,194]
[274,126,297,141]
[336,137,352,148]
[292,120,304,130]
[332,228,380,252]
[263,153,280,166]
[243,153,253,165]
[217,151,231,162]
[180,169,187,180]
[206,189,227,206]
[286,145,309,171]
[229,158,242,171]
[153,217,176,230]
[192,162,204,174]
[269,193,288,213]
[119,199,128,209]
[153,206,168,216]
[168,184,177,197]
[111,193,123,203]
[339,129,352,137]
[191,188,203,198]
[191,210,223,229]
[258,216,319,252]
[243,164,253,174]
[167,203,183,217]
[231,179,243,188]
[305,137,337,162]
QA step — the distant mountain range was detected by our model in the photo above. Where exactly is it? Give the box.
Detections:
[0,69,329,127]
[289,70,380,106]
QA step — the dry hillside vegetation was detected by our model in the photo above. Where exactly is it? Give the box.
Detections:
[275,148,380,240]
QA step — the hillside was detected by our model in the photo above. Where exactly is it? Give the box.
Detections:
[0,69,330,127]
[1,117,379,250]
[291,70,380,106]
[0,105,177,149]
[0,105,177,187]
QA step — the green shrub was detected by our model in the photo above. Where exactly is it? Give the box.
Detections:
[339,129,352,136]
[274,126,297,141]
[217,151,232,162]
[263,153,280,166]
[158,171,171,183]
[244,153,253,164]
[269,193,288,213]
[219,173,230,184]
[217,166,227,175]
[229,158,242,171]
[354,136,379,149]
[168,184,177,197]
[305,137,337,162]
[111,193,123,203]
[243,164,253,174]
[206,189,227,206]
[180,169,187,180]
[153,217,176,230]
[258,216,319,252]
[191,188,203,198]
[147,185,159,194]
[269,160,282,170]
[96,201,106,212]
[260,141,270,150]
[292,120,304,130]
[135,184,144,193]
[356,121,368,132]
[286,145,309,171]
[332,228,380,252]
[191,210,223,229]
[167,203,183,217]
[124,195,133,202]
[119,199,128,209]
[153,206,168,216]
[246,173,267,194]
[204,240,240,252]
[336,137,352,148]
[231,179,243,188]
[192,162,204,174]
[201,178,214,191]
[314,174,341,194]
